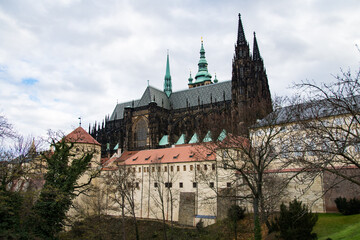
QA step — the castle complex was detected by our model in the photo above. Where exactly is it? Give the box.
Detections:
[91,14,272,156]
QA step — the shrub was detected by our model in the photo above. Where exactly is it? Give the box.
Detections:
[269,199,318,240]
[335,197,360,215]
[227,205,246,240]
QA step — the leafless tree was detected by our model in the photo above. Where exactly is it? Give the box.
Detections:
[293,64,360,187]
[106,163,140,240]
[196,97,299,240]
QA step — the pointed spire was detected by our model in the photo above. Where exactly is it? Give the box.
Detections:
[253,32,261,61]
[237,13,246,45]
[194,38,212,83]
[164,50,172,97]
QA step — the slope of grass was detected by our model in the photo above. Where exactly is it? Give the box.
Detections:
[314,213,360,240]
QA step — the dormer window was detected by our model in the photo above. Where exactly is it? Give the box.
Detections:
[158,155,164,160]
[145,156,150,160]
[173,154,179,159]
[132,157,138,161]
[189,153,195,158]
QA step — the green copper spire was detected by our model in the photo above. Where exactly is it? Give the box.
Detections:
[188,70,193,83]
[164,50,172,97]
[195,39,212,83]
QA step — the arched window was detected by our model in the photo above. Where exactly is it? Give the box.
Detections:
[135,118,147,147]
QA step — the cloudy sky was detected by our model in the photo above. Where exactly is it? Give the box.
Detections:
[0,0,359,138]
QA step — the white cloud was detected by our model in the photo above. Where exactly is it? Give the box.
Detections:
[0,0,359,139]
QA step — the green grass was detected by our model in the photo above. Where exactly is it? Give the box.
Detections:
[314,213,360,240]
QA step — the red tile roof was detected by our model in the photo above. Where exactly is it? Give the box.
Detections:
[109,144,216,166]
[64,127,101,146]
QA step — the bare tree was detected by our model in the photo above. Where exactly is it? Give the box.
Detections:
[197,97,298,240]
[106,163,140,240]
[294,65,360,187]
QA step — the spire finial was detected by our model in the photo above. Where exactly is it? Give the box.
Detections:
[78,117,82,127]
[253,31,261,61]
[164,51,172,97]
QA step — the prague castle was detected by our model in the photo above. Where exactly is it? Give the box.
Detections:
[91,14,272,156]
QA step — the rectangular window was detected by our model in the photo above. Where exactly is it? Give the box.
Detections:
[164,166,167,172]
[165,182,172,188]
[193,182,197,188]
[210,182,214,188]
[197,165,200,171]
[158,166,161,172]
[177,166,180,171]
[227,182,231,188]
[152,167,155,172]
[179,182,183,188]
[135,182,139,189]
[133,167,136,172]
[147,167,149,172]
[183,165,186,171]
[204,164,208,171]
[154,182,158,188]
[171,166,174,172]
[139,167,141,172]
[212,163,215,171]
[190,165,193,171]
[143,167,147,172]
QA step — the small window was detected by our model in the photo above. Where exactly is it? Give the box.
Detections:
[158,166,161,172]
[154,182,158,188]
[147,167,149,172]
[173,154,179,159]
[145,156,150,160]
[143,167,147,172]
[227,182,231,188]
[189,153,195,158]
[135,182,139,189]
[139,167,141,172]
[190,165,193,171]
[212,163,215,171]
[197,165,200,171]
[177,166,180,171]
[171,166,174,172]
[183,165,186,171]
[158,155,164,160]
[164,166,167,172]
[152,167,155,172]
[204,164,208,171]
[133,167,135,172]
[165,182,172,188]
[210,182,214,188]
[193,182,197,188]
[132,157,138,161]
[76,148,80,152]
[179,182,183,188]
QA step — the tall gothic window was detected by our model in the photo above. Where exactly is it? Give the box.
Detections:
[135,118,147,147]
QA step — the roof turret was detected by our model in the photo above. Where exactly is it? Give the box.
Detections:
[164,51,172,97]
[188,71,193,83]
[214,73,218,83]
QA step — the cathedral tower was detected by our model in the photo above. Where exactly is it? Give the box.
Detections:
[164,51,172,97]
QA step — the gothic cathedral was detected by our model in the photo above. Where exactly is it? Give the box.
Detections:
[91,14,272,156]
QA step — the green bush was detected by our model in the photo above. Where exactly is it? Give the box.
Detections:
[269,199,318,240]
[335,197,360,215]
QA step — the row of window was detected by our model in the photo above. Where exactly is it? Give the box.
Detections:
[153,181,232,189]
[130,163,217,173]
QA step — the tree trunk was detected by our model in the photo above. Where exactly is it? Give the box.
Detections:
[253,197,262,240]
[121,195,126,240]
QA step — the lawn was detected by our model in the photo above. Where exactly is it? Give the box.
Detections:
[314,213,360,240]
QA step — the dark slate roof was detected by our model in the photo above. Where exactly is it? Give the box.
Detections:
[170,80,231,109]
[110,100,140,121]
[110,81,232,120]
[137,86,171,109]
[253,95,360,128]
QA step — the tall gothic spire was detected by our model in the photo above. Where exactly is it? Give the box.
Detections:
[252,32,261,61]
[237,13,246,45]
[164,50,172,97]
